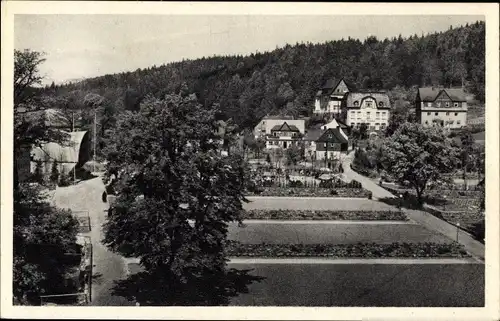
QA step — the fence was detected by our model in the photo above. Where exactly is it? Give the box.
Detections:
[73,210,91,233]
[40,236,93,306]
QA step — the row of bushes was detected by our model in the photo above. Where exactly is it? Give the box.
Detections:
[243,209,407,221]
[226,241,470,258]
[247,187,371,198]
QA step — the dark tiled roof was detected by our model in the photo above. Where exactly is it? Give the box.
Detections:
[303,129,324,141]
[345,92,391,109]
[316,128,348,144]
[270,122,300,132]
[318,78,355,96]
[418,87,467,102]
[264,114,295,120]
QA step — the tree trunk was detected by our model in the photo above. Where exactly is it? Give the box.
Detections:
[463,160,468,191]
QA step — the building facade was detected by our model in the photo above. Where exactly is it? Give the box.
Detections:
[415,87,468,129]
[313,78,353,115]
[303,119,351,167]
[342,92,391,132]
[253,115,306,139]
[265,122,303,149]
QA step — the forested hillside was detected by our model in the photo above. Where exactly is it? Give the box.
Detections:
[41,21,484,133]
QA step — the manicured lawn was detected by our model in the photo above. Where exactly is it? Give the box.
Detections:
[227,222,453,245]
[229,263,484,307]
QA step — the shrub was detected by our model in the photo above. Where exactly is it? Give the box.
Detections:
[32,160,44,183]
[348,180,362,189]
[226,241,469,258]
[288,180,303,188]
[243,209,407,221]
[330,189,338,196]
[246,187,371,198]
[58,173,71,187]
[368,191,373,199]
[50,160,59,183]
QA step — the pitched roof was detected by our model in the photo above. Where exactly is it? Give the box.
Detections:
[22,108,72,128]
[270,122,300,132]
[317,78,355,96]
[316,128,349,144]
[263,114,295,120]
[345,92,391,109]
[418,87,467,102]
[303,129,324,141]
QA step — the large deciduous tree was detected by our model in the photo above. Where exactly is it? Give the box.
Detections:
[13,50,80,305]
[380,123,457,204]
[103,93,261,305]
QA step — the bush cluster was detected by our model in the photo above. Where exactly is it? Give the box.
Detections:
[243,209,408,221]
[226,241,470,258]
[247,187,371,198]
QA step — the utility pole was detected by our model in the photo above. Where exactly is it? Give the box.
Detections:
[93,111,96,173]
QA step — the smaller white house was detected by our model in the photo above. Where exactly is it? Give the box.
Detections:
[253,115,305,139]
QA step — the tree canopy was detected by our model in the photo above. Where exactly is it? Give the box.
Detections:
[380,123,458,203]
[13,49,80,305]
[102,93,262,305]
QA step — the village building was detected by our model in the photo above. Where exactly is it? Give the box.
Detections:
[313,78,354,116]
[265,122,303,149]
[253,115,305,139]
[415,87,468,129]
[303,118,351,168]
[342,91,391,134]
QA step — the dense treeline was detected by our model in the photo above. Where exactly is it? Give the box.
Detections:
[41,21,484,135]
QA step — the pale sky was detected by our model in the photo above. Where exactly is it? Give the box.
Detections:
[14,15,484,85]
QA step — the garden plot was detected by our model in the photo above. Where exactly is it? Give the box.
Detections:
[227,221,452,245]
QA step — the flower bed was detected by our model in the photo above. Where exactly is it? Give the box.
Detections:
[226,241,470,258]
[247,187,371,198]
[243,209,408,221]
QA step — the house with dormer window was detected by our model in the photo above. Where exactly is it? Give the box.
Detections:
[415,87,468,129]
[265,122,303,149]
[314,78,355,115]
[342,91,391,134]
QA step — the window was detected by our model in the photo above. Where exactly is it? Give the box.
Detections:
[351,123,355,127]
[330,143,335,148]
[379,101,384,107]
[367,112,371,119]
[457,120,461,125]
[437,102,441,107]
[427,112,431,116]
[446,112,450,116]
[382,112,387,117]
[454,102,459,107]
[366,101,372,108]
[445,102,450,107]
[435,112,439,116]
[354,101,359,106]
[376,112,380,119]
[380,123,386,129]
[427,102,432,107]
[450,120,455,125]
[324,143,327,148]
[375,123,380,127]
[425,120,429,125]
[455,112,458,116]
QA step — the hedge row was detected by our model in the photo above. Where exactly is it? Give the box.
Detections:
[247,187,371,198]
[243,209,407,221]
[226,241,470,258]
